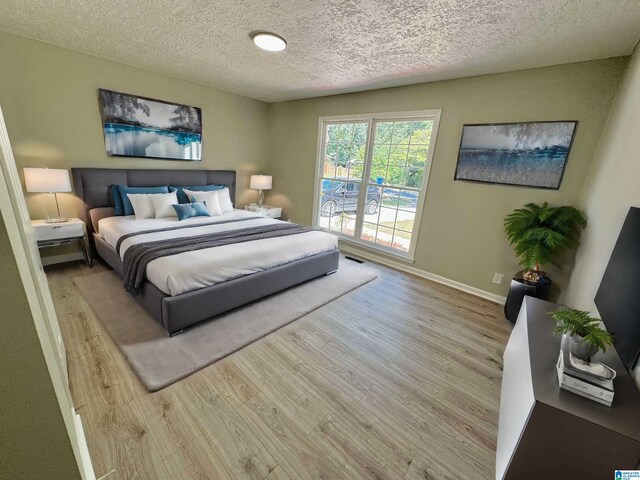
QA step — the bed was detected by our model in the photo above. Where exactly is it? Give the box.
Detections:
[71,168,339,335]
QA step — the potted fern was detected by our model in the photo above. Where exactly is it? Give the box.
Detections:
[551,308,614,362]
[504,202,587,283]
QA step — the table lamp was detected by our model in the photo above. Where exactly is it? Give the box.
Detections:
[24,167,71,223]
[250,174,272,208]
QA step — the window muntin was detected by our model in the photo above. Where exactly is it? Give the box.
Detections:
[361,119,432,252]
[318,122,367,237]
[315,111,439,258]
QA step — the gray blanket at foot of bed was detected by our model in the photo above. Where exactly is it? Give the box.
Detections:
[123,223,311,293]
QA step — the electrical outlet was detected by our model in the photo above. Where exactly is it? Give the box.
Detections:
[492,273,504,284]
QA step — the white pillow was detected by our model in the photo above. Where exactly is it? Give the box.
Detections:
[127,193,155,220]
[217,187,234,213]
[150,191,178,218]
[182,188,201,203]
[184,188,233,214]
[187,190,223,217]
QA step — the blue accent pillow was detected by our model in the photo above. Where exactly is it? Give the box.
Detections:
[172,202,210,221]
[110,185,124,216]
[169,184,225,204]
[115,185,169,216]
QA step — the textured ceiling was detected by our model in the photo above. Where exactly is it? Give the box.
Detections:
[0,0,639,102]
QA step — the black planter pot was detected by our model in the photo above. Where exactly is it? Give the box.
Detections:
[504,270,552,323]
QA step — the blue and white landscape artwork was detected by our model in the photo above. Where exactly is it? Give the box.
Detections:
[455,122,576,189]
[99,89,202,161]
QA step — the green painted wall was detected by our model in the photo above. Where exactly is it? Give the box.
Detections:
[267,58,627,298]
[0,28,631,478]
[564,46,640,310]
[0,31,269,221]
[0,31,628,298]
[0,214,81,480]
[0,31,271,476]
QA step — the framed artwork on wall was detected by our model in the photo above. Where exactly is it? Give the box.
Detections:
[454,121,577,189]
[98,88,202,161]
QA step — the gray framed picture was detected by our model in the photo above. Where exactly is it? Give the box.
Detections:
[98,89,202,161]
[454,121,577,189]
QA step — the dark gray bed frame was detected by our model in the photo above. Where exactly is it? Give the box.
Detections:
[71,168,339,336]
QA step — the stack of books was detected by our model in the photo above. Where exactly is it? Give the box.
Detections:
[556,349,615,406]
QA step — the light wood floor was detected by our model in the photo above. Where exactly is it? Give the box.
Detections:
[47,257,511,480]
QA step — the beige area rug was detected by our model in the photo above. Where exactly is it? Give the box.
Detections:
[73,260,377,391]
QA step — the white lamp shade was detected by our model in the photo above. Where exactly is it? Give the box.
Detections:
[250,174,272,190]
[24,168,71,193]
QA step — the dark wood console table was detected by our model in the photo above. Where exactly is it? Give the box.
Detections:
[496,296,640,479]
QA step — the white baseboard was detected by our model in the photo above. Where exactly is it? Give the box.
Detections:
[71,408,96,480]
[41,252,84,266]
[340,244,507,305]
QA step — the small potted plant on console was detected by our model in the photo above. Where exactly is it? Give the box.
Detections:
[552,308,616,406]
[551,308,614,362]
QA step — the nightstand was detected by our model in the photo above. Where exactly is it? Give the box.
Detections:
[31,218,92,267]
[244,203,282,219]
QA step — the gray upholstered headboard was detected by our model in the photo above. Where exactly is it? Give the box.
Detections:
[71,167,236,240]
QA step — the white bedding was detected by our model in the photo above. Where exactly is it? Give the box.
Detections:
[98,209,338,296]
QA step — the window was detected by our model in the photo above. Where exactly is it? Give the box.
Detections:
[314,110,440,259]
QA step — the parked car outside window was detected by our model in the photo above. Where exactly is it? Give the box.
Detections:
[320,179,381,217]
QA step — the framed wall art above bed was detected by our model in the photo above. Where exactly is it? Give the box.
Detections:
[454,121,577,189]
[98,88,202,161]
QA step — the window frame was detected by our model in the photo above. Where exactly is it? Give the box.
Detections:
[313,109,441,261]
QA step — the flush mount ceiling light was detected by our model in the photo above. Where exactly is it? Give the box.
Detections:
[252,32,287,52]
